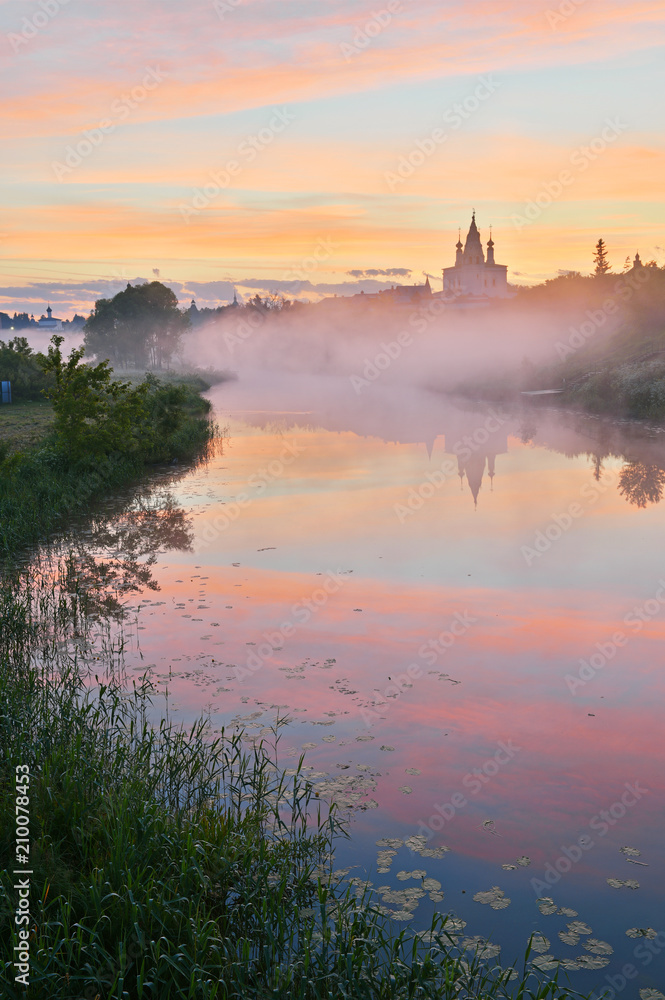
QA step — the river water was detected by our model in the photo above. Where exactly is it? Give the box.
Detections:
[61,372,665,996]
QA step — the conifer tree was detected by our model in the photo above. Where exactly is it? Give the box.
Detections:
[593,238,611,275]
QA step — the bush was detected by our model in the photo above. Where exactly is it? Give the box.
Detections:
[0,338,53,401]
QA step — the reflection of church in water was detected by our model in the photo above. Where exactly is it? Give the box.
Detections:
[424,411,509,508]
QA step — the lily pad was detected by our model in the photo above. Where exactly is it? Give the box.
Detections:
[530,933,550,954]
[584,939,613,956]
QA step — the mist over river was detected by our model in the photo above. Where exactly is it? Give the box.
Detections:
[47,372,665,996]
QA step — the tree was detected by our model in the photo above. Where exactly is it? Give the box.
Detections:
[618,461,665,508]
[42,335,150,463]
[593,238,611,275]
[84,281,190,369]
[0,338,51,400]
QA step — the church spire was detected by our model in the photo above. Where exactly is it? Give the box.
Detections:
[486,226,495,265]
[463,212,484,265]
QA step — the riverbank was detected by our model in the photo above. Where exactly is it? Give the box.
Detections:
[0,369,215,557]
[454,329,665,424]
[0,565,590,999]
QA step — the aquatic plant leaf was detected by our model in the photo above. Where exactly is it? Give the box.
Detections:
[516,855,531,867]
[380,745,395,751]
[532,955,559,971]
[404,835,428,853]
[620,846,641,856]
[501,863,518,871]
[568,921,592,934]
[420,846,450,858]
[530,933,550,954]
[398,785,413,794]
[640,991,665,1000]
[422,878,441,891]
[461,937,501,959]
[405,767,421,775]
[559,931,580,946]
[473,890,498,904]
[429,891,445,902]
[584,939,613,955]
[626,927,657,939]
[474,886,510,909]
[557,907,578,917]
[537,897,558,915]
[576,954,611,969]
[376,838,403,849]
[607,878,640,889]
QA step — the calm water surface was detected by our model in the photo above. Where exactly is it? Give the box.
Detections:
[66,373,665,996]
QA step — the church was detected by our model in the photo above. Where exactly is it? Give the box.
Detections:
[442,212,509,300]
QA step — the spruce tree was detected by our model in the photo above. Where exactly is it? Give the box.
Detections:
[593,238,611,275]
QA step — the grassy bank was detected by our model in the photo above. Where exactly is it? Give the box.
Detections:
[451,267,665,421]
[0,401,54,453]
[0,569,587,1000]
[0,354,215,556]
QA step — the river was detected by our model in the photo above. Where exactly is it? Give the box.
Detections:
[52,372,665,996]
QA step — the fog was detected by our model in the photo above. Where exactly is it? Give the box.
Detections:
[181,293,619,394]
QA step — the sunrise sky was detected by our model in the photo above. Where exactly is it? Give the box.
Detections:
[1,0,664,317]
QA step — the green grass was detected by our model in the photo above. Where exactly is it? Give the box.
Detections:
[0,400,54,454]
[0,568,592,1000]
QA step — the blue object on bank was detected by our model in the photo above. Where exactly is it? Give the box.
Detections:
[1,381,11,403]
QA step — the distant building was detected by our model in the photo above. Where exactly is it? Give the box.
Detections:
[37,305,63,332]
[386,276,432,305]
[442,212,509,301]
[352,276,432,306]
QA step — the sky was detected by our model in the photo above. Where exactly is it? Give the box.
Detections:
[1,0,664,317]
